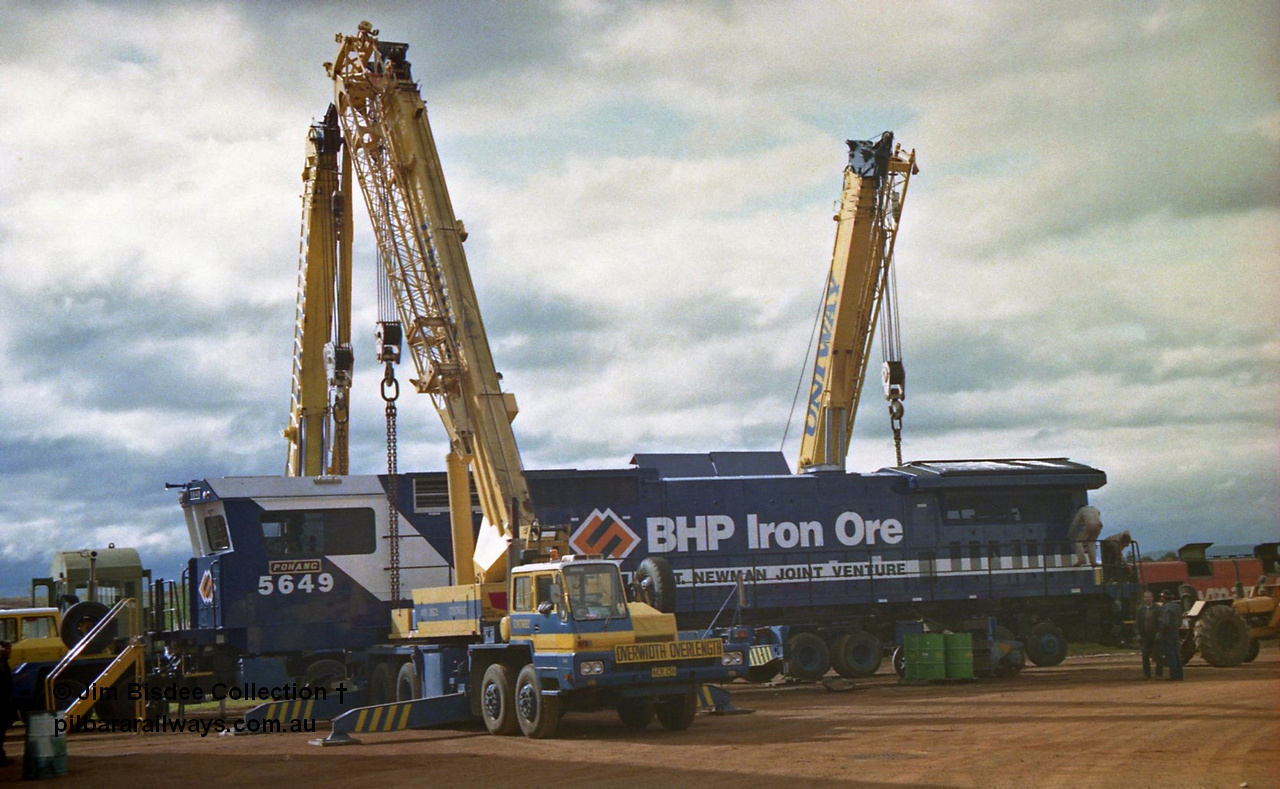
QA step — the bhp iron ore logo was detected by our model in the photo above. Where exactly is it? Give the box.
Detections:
[570,508,640,559]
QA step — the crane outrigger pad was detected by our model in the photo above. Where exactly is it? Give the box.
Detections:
[310,693,471,746]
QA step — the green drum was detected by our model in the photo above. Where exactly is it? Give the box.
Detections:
[22,711,68,780]
[904,633,948,680]
[945,632,975,679]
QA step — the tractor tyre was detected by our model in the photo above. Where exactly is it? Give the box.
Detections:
[634,557,678,613]
[831,631,882,678]
[1025,622,1068,667]
[785,632,831,682]
[1244,637,1260,663]
[892,645,906,679]
[60,601,113,652]
[1195,604,1251,667]
[1179,633,1197,665]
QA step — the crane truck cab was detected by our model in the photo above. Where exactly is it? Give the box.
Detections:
[408,555,744,738]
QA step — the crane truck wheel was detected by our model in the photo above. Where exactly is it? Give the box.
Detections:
[303,658,347,691]
[655,691,697,731]
[634,557,678,614]
[1195,604,1251,667]
[369,662,396,706]
[396,661,422,702]
[785,632,831,682]
[616,698,655,729]
[60,600,114,652]
[1025,622,1068,667]
[481,663,519,735]
[745,664,779,683]
[514,664,560,739]
[831,631,883,678]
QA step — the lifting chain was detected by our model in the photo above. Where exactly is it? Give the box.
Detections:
[889,399,904,467]
[382,362,401,603]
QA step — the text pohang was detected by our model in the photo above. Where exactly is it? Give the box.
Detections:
[647,511,903,553]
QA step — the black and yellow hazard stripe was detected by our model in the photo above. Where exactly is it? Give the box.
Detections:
[349,702,415,733]
[749,644,780,667]
[259,698,316,723]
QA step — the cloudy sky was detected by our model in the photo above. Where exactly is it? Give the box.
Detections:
[1,1,1276,595]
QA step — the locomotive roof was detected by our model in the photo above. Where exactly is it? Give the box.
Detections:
[882,458,1106,490]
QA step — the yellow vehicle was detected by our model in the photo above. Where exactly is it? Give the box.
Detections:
[0,608,64,666]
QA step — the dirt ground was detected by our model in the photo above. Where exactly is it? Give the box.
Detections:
[5,646,1277,788]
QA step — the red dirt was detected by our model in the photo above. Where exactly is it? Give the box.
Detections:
[6,646,1277,788]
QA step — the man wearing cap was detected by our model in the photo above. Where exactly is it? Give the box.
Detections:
[1135,589,1164,679]
[1156,589,1184,681]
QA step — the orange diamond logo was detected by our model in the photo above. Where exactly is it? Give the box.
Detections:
[570,508,640,559]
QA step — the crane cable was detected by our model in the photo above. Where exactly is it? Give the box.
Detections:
[377,246,403,603]
[780,274,830,458]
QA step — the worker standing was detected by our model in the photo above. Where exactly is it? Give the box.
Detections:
[1135,590,1164,679]
[0,640,13,768]
[1100,530,1133,582]
[1068,505,1103,567]
[1157,589,1184,681]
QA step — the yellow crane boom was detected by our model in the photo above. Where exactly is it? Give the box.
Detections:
[798,133,917,473]
[326,22,549,584]
[283,105,354,477]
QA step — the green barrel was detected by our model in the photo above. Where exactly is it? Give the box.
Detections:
[904,633,948,680]
[22,711,68,780]
[945,632,975,679]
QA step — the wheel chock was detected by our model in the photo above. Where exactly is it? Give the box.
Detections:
[697,684,753,715]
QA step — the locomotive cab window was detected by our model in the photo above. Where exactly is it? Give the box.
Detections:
[260,508,376,556]
[205,515,231,552]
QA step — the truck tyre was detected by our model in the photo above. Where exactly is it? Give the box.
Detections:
[831,631,882,678]
[60,600,113,651]
[1195,604,1251,667]
[785,632,830,682]
[370,662,396,706]
[1025,622,1068,667]
[655,691,697,732]
[634,557,677,614]
[1244,637,1260,663]
[892,645,906,679]
[514,664,560,739]
[480,663,519,736]
[616,698,655,729]
[304,658,347,691]
[396,661,422,702]
[745,664,779,684]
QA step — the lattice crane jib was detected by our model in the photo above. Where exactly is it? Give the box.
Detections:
[327,23,543,582]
